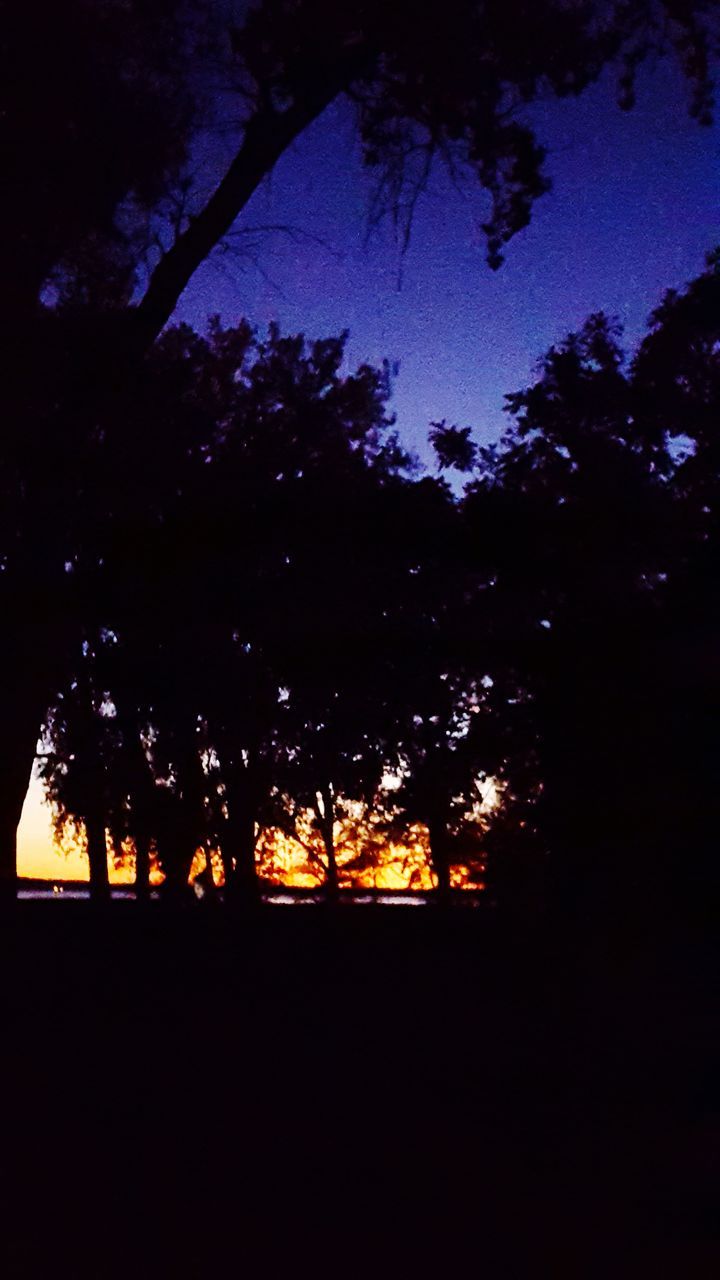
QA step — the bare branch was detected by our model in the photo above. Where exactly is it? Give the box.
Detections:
[132,42,373,352]
[224,222,343,260]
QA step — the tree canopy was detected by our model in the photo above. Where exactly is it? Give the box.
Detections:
[32,252,719,913]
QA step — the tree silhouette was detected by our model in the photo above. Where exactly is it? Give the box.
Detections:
[0,0,206,892]
[35,255,720,914]
[204,327,415,899]
[373,474,494,896]
[629,250,720,914]
[40,642,115,900]
[3,0,718,891]
[264,473,411,897]
[462,258,720,922]
[430,422,478,473]
[42,320,421,898]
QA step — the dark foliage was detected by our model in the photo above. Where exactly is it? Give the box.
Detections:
[38,253,720,918]
[466,253,720,923]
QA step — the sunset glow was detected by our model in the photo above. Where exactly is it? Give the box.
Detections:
[19,770,138,884]
[19,767,493,890]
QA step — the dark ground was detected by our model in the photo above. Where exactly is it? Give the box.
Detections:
[0,902,716,1278]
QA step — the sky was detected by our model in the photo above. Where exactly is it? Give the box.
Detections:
[18,50,719,879]
[19,771,94,882]
[174,56,719,470]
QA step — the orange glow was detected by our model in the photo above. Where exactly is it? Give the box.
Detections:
[19,771,491,891]
[17,771,162,884]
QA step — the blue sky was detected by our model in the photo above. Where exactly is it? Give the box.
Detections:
[174,56,719,469]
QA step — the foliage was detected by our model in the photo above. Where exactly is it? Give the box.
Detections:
[429,422,478,473]
[464,254,720,918]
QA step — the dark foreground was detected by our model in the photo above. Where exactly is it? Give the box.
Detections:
[0,903,716,1278]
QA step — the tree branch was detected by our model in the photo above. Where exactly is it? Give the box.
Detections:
[133,46,372,351]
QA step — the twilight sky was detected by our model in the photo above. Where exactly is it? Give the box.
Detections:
[174,56,719,470]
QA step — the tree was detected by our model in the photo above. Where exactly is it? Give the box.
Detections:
[629,250,720,914]
[2,0,204,319]
[133,0,719,339]
[463,259,720,923]
[41,319,416,899]
[264,471,413,898]
[374,475,494,897]
[430,422,478,474]
[40,644,114,901]
[188,325,414,899]
[39,626,169,900]
[0,0,207,892]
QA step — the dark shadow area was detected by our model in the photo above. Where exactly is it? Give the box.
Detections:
[0,905,717,1277]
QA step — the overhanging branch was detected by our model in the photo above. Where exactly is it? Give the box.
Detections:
[133,45,373,352]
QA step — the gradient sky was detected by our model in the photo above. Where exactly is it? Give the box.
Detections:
[19,771,92,881]
[173,57,719,470]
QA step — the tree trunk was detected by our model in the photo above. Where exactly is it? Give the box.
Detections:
[135,834,151,901]
[322,826,339,902]
[85,811,110,901]
[0,809,19,905]
[204,846,218,893]
[319,786,339,903]
[158,749,207,901]
[133,47,372,349]
[224,807,259,905]
[219,843,235,895]
[158,830,197,901]
[428,815,452,903]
